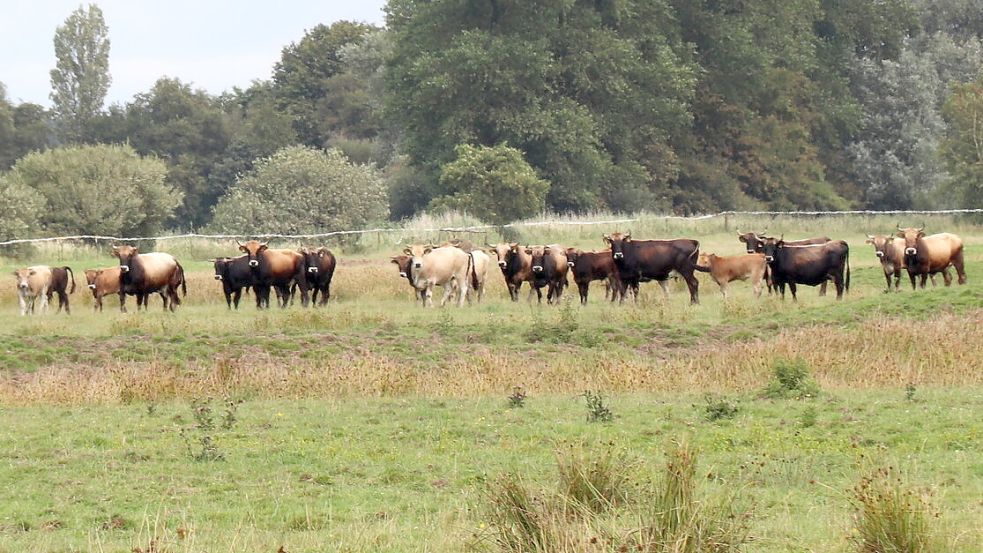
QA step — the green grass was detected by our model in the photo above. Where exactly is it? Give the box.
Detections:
[0,392,979,551]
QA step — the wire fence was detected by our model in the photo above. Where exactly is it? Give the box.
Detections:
[2,209,981,247]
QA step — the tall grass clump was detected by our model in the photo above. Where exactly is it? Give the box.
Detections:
[851,467,941,553]
[761,357,821,399]
[634,440,753,552]
[555,443,630,513]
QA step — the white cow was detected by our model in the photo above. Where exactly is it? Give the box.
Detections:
[12,266,53,315]
[405,245,471,307]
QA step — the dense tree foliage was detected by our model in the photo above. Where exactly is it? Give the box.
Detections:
[2,144,178,236]
[49,4,111,143]
[0,0,980,240]
[209,146,388,234]
[434,144,549,225]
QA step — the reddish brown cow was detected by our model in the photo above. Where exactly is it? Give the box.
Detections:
[564,248,622,304]
[237,240,310,308]
[525,245,569,304]
[695,252,767,298]
[487,243,535,302]
[84,267,122,312]
[896,227,966,289]
[300,247,337,307]
[111,245,186,312]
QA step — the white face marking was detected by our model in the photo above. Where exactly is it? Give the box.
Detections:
[88,284,97,289]
[248,260,259,267]
[119,265,129,273]
[308,267,318,273]
[214,275,223,280]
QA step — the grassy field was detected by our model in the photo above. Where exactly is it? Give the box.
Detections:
[0,213,980,551]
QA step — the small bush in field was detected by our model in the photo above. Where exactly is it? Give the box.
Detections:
[702,394,739,422]
[555,443,630,512]
[762,357,821,399]
[508,386,527,408]
[583,390,613,423]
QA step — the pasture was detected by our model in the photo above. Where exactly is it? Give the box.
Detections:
[0,213,981,552]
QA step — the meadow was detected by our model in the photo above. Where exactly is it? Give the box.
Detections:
[0,212,980,552]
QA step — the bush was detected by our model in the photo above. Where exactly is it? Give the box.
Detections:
[555,443,630,512]
[851,467,941,553]
[761,357,821,399]
[209,145,388,235]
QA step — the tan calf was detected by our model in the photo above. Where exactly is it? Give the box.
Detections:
[404,244,470,307]
[12,266,53,315]
[695,252,767,298]
[84,266,122,311]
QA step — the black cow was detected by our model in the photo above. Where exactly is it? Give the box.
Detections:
[761,238,850,300]
[301,247,337,307]
[525,245,568,304]
[738,231,831,295]
[603,232,700,304]
[213,256,254,309]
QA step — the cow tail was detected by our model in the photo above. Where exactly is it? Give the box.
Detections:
[469,252,479,293]
[65,266,76,294]
[178,262,188,297]
[846,250,851,293]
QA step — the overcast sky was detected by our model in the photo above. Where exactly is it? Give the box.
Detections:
[0,0,388,107]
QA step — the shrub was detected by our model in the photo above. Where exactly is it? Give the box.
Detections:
[583,391,613,423]
[555,443,630,512]
[761,357,821,399]
[851,467,941,553]
[703,394,739,422]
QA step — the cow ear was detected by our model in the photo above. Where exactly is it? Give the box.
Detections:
[864,237,874,244]
[238,244,248,253]
[624,233,632,242]
[738,235,747,243]
[524,248,533,255]
[390,257,399,264]
[258,243,268,252]
[602,234,611,243]
[424,246,433,255]
[402,247,412,256]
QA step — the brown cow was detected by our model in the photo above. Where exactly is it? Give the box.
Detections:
[525,245,569,304]
[111,245,186,312]
[695,252,767,298]
[564,248,623,304]
[738,230,831,295]
[487,243,535,302]
[391,254,425,301]
[603,232,701,304]
[84,267,122,312]
[237,240,310,308]
[863,234,942,292]
[761,238,850,300]
[300,247,337,307]
[896,227,966,289]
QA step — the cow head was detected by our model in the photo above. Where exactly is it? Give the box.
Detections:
[302,247,332,274]
[213,258,231,281]
[390,254,413,278]
[526,246,547,274]
[865,234,894,260]
[696,252,716,270]
[12,268,34,290]
[565,247,581,268]
[896,226,925,257]
[112,245,139,273]
[603,232,631,260]
[487,243,512,269]
[237,240,268,268]
[737,230,768,254]
[761,237,784,263]
[84,269,100,289]
[404,244,430,271]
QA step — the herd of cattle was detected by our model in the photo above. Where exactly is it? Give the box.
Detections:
[8,227,968,315]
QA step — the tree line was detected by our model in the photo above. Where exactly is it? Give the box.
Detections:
[1,0,982,240]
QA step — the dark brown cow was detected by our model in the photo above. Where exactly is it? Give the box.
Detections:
[237,240,310,308]
[738,231,831,295]
[213,256,254,309]
[46,266,75,314]
[761,238,850,300]
[603,232,701,304]
[487,243,535,302]
[300,247,337,307]
[111,245,186,312]
[896,227,966,289]
[525,245,569,304]
[564,248,622,305]
[84,267,121,312]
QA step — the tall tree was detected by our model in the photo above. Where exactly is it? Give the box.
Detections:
[49,3,111,143]
[941,75,983,209]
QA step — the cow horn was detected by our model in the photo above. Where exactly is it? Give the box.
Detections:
[897,223,904,232]
[235,239,243,247]
[865,234,874,240]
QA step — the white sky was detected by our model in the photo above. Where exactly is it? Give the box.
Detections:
[0,0,388,107]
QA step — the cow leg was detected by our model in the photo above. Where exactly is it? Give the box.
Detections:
[942,268,953,287]
[18,292,28,316]
[38,289,49,314]
[224,289,233,309]
[681,270,699,305]
[952,251,967,285]
[59,291,70,314]
[788,282,798,301]
[578,282,589,305]
[919,273,928,289]
[818,281,827,296]
[658,279,670,300]
[884,271,893,292]
[719,281,729,299]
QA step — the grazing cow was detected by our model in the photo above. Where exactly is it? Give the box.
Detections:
[761,238,850,300]
[603,232,701,304]
[564,248,623,305]
[487,243,535,302]
[301,247,337,307]
[403,244,470,307]
[466,249,490,303]
[213,256,255,309]
[84,267,122,312]
[695,253,767,298]
[525,245,569,304]
[112,245,186,312]
[237,240,310,309]
[896,227,966,289]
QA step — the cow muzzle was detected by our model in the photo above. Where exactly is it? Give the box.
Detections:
[532,265,543,273]
[613,252,623,259]
[88,284,96,289]
[214,275,223,280]
[905,248,916,255]
[119,265,130,273]
[248,260,259,267]
[308,267,318,274]
[875,251,884,258]
[567,261,574,268]
[746,250,755,255]
[413,262,422,269]
[399,271,407,278]
[498,261,506,268]
[765,256,774,262]
[19,283,28,289]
